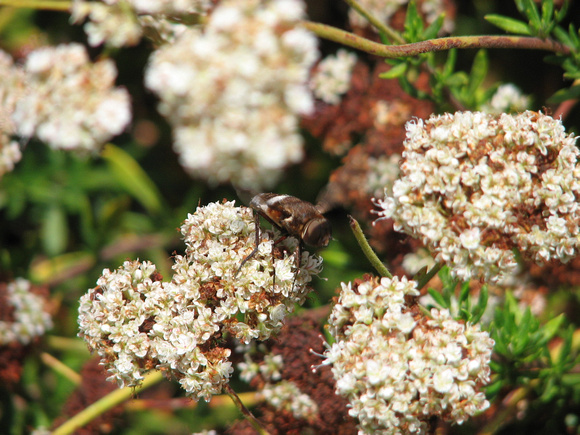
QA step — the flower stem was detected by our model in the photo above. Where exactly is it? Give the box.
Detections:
[0,0,71,10]
[225,383,270,435]
[51,371,165,435]
[301,21,570,57]
[416,262,443,290]
[343,0,404,44]
[40,352,82,386]
[348,215,392,278]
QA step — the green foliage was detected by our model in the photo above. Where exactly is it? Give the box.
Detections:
[486,0,580,103]
[424,266,489,324]
[102,144,164,215]
[484,15,532,35]
[488,293,580,404]
[383,2,494,110]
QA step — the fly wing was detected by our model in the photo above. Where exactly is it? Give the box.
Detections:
[314,183,340,215]
[233,185,258,207]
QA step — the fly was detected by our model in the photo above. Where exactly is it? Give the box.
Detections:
[235,190,332,279]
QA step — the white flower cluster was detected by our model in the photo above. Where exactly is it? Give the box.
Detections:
[324,276,493,434]
[7,43,131,152]
[482,84,531,114]
[367,154,402,198]
[0,50,24,178]
[71,0,210,47]
[78,201,323,400]
[145,0,319,190]
[0,139,21,179]
[238,344,318,420]
[0,278,53,345]
[310,49,357,105]
[261,380,319,420]
[375,111,580,282]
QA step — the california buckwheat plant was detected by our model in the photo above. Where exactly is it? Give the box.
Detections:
[324,276,493,434]
[6,0,580,433]
[78,201,322,400]
[144,0,319,189]
[375,111,580,282]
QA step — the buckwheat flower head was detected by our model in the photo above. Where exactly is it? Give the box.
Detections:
[144,0,319,190]
[324,276,493,434]
[310,49,357,105]
[78,201,322,401]
[239,342,318,421]
[71,0,211,47]
[482,84,530,114]
[0,50,25,177]
[374,111,580,282]
[11,44,131,152]
[0,278,53,345]
[260,380,319,420]
[0,138,21,178]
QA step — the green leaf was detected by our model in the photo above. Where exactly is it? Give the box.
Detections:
[444,71,469,87]
[471,285,488,324]
[427,287,449,309]
[41,205,68,256]
[421,13,444,40]
[541,0,554,24]
[458,281,470,305]
[555,0,570,22]
[547,85,580,104]
[379,61,408,79]
[542,314,565,343]
[522,0,541,26]
[102,144,163,215]
[485,14,531,35]
[441,49,457,79]
[553,25,572,46]
[468,50,488,96]
[403,1,424,42]
[568,23,580,48]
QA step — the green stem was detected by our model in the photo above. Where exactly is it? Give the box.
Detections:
[40,352,82,385]
[416,262,443,290]
[301,21,570,57]
[477,382,535,435]
[225,383,270,435]
[348,215,392,278]
[51,371,164,435]
[343,0,404,44]
[0,0,71,10]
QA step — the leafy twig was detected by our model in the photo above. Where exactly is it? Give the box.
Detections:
[301,21,570,57]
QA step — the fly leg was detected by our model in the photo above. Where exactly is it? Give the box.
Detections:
[291,242,302,292]
[235,211,261,277]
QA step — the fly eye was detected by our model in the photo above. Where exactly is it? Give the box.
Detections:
[302,218,332,248]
